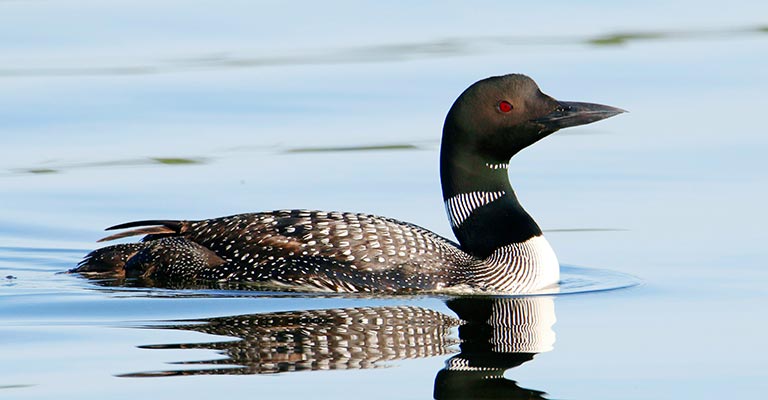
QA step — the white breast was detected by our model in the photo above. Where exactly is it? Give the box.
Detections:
[479,235,560,293]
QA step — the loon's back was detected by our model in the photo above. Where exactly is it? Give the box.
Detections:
[76,210,476,293]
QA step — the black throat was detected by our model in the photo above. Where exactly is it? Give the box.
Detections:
[440,122,542,259]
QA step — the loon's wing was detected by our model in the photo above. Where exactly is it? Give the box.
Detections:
[177,210,473,291]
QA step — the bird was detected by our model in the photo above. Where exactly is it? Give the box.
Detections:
[71,74,624,294]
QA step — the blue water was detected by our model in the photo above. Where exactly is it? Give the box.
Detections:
[1,1,767,399]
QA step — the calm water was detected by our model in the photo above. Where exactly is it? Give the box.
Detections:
[1,1,767,399]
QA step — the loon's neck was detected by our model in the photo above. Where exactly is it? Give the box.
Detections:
[440,139,542,259]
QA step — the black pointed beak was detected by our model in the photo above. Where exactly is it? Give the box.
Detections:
[532,101,626,134]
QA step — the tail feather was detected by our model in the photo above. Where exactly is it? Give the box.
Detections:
[70,242,146,274]
[98,220,187,242]
[106,220,185,231]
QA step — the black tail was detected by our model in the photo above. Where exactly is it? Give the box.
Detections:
[70,242,146,274]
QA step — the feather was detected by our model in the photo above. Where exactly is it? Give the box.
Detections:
[98,220,187,242]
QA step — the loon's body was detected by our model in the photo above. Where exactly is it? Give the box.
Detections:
[73,74,623,294]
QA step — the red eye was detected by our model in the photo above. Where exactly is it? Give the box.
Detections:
[498,100,513,113]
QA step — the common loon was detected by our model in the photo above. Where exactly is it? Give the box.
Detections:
[72,74,624,293]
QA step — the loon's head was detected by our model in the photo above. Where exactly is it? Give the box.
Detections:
[439,74,625,258]
[442,74,625,161]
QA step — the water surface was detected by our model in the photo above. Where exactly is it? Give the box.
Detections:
[1,1,767,399]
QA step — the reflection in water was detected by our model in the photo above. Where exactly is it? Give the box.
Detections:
[434,298,555,400]
[9,157,206,176]
[124,297,556,399]
[9,142,428,177]
[124,306,459,376]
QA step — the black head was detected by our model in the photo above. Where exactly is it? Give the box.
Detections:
[439,74,625,254]
[442,74,624,162]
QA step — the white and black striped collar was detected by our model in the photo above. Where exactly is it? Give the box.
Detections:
[444,191,506,228]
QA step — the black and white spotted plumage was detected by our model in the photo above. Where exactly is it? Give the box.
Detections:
[185,210,482,292]
[75,209,560,293]
[77,210,483,293]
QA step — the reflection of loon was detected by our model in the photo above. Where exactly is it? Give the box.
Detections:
[125,306,459,376]
[123,297,556,399]
[73,74,623,293]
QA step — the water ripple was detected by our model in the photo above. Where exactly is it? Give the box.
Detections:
[0,25,764,78]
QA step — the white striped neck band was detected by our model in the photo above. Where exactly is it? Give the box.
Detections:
[444,191,506,227]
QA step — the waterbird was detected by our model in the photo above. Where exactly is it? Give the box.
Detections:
[72,74,624,293]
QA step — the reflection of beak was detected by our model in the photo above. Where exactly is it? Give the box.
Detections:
[532,101,626,134]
